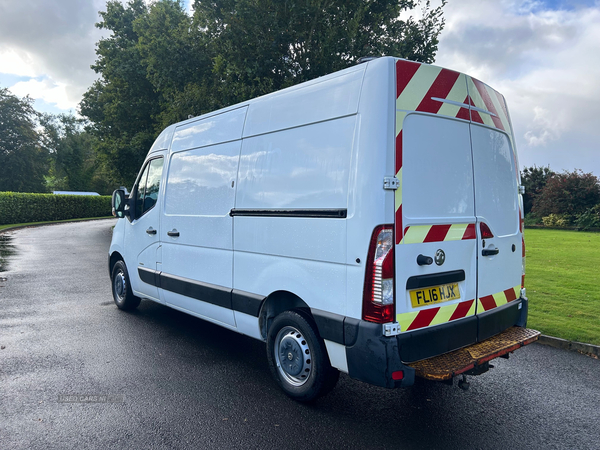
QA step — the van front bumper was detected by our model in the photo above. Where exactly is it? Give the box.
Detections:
[343,297,532,388]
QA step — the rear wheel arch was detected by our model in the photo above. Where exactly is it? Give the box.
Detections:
[258,290,310,341]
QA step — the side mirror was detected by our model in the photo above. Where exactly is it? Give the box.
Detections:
[111,189,128,218]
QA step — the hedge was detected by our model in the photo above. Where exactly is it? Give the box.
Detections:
[0,192,112,225]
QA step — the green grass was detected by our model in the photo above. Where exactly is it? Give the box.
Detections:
[525,228,600,346]
[0,216,113,232]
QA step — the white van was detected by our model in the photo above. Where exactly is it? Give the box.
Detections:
[109,56,539,401]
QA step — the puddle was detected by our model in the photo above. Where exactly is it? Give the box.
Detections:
[0,234,16,272]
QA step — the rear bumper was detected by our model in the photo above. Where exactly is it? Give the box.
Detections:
[344,297,531,388]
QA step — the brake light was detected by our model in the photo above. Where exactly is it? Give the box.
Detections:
[519,207,524,233]
[521,236,526,288]
[480,222,494,239]
[363,225,395,324]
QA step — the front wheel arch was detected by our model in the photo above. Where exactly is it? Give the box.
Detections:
[110,259,141,311]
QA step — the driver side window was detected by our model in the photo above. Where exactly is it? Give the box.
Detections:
[133,157,164,220]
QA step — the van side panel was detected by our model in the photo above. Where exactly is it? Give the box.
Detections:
[170,107,247,152]
[242,67,365,138]
[344,57,397,321]
[236,117,356,210]
[234,251,347,317]
[233,116,356,318]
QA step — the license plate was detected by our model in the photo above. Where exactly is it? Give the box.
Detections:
[410,283,460,308]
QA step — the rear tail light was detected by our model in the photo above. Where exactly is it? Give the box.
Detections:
[363,225,395,324]
[521,236,526,288]
[480,222,494,239]
[519,207,524,233]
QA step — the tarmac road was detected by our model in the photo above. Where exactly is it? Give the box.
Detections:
[1,220,599,450]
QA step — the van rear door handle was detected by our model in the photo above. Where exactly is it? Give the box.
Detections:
[167,229,180,237]
[146,227,157,235]
[482,248,499,256]
[417,254,433,266]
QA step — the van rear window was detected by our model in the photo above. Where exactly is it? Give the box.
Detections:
[471,125,518,237]
[402,114,475,220]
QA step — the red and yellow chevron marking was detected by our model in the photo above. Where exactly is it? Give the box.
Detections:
[466,76,511,133]
[402,223,476,245]
[395,60,470,245]
[397,299,476,333]
[465,76,520,184]
[394,60,520,246]
[477,286,521,312]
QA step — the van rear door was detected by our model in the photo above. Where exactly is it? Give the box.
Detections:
[392,60,522,360]
[466,78,522,341]
[395,113,478,361]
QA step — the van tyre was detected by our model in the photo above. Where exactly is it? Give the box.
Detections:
[267,310,339,402]
[111,260,141,311]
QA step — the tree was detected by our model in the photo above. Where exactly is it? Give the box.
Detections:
[81,0,447,184]
[80,0,160,185]
[133,0,214,129]
[521,165,554,215]
[40,113,118,194]
[533,170,600,220]
[0,88,48,193]
[194,0,446,107]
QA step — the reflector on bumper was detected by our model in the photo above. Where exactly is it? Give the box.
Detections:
[408,327,540,381]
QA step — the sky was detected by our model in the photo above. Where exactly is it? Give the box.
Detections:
[0,0,599,176]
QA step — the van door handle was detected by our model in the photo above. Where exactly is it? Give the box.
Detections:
[482,248,499,256]
[417,254,433,266]
[146,227,157,235]
[167,229,180,237]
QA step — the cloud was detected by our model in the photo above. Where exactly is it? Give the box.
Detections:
[0,48,40,77]
[10,78,74,110]
[435,0,600,174]
[523,106,563,147]
[0,0,106,109]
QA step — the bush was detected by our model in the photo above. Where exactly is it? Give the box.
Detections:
[521,166,554,216]
[541,214,571,228]
[576,204,600,230]
[0,192,111,225]
[533,170,600,218]
[524,214,543,226]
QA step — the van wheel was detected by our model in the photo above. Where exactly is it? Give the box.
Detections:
[267,310,339,402]
[111,260,141,311]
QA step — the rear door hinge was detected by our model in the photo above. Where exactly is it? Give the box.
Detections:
[383,322,400,336]
[383,177,399,190]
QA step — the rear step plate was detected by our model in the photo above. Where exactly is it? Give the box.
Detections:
[408,327,541,381]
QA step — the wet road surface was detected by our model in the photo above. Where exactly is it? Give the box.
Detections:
[0,220,599,449]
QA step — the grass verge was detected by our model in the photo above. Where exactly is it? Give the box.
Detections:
[0,217,113,232]
[525,228,600,346]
